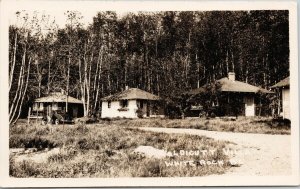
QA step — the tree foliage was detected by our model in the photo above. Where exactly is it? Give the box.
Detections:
[9,10,289,119]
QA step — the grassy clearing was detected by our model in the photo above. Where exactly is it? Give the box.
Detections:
[114,117,290,135]
[10,121,231,178]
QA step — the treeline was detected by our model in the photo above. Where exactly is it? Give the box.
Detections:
[9,10,289,123]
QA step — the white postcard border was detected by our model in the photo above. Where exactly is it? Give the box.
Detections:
[0,0,298,187]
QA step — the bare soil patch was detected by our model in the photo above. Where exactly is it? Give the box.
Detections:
[138,127,291,176]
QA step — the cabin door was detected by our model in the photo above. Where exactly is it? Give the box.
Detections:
[146,101,150,117]
[47,105,52,117]
[244,96,255,116]
[73,106,78,118]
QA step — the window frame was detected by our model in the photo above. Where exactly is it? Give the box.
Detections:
[120,100,128,108]
[52,102,58,110]
[39,103,44,111]
[137,100,144,109]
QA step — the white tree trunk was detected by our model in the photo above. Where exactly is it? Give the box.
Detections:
[9,45,26,119]
[94,46,103,109]
[14,57,32,124]
[84,44,89,116]
[47,60,51,94]
[79,59,86,116]
[9,32,18,91]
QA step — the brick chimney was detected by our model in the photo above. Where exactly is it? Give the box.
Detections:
[228,72,235,81]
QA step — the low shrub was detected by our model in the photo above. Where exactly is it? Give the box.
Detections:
[10,160,41,177]
[135,108,144,118]
[9,136,57,150]
[137,159,162,177]
[48,147,78,163]
[77,138,94,150]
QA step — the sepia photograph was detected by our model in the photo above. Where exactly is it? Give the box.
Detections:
[0,0,299,187]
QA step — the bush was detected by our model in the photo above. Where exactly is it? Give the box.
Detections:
[75,116,98,125]
[135,108,144,118]
[101,117,112,121]
[138,159,162,177]
[9,136,56,149]
[77,138,90,150]
[48,147,77,163]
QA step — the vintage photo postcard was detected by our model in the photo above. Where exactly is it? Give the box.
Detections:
[0,0,299,187]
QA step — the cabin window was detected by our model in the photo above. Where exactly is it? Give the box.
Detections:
[52,103,58,110]
[108,101,111,108]
[137,100,144,109]
[33,103,38,111]
[120,100,128,108]
[39,103,44,111]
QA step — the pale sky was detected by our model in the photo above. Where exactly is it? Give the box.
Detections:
[9,9,137,30]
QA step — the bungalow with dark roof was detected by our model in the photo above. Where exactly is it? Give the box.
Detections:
[187,72,273,117]
[271,77,290,120]
[101,87,164,118]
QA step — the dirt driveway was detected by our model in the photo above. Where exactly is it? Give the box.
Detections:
[137,127,291,176]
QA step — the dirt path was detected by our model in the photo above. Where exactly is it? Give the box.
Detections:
[137,127,291,176]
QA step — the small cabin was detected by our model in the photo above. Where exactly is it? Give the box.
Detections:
[29,92,84,121]
[271,77,290,120]
[187,72,273,117]
[101,87,164,118]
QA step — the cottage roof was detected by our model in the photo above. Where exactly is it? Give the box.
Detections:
[187,77,273,95]
[101,88,160,101]
[185,87,206,95]
[34,92,83,104]
[217,77,273,93]
[271,77,289,88]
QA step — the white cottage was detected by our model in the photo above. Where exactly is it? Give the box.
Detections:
[101,87,164,118]
[271,77,290,120]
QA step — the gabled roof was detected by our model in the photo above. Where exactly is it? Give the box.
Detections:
[271,77,289,88]
[187,77,273,95]
[217,77,273,93]
[34,92,83,104]
[101,88,160,101]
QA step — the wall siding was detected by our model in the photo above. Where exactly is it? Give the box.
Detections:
[282,88,290,120]
[101,100,138,118]
[244,96,255,116]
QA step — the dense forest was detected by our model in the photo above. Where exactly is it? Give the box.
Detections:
[9,10,289,123]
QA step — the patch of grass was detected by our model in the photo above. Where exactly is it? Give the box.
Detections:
[10,123,231,178]
[9,135,57,149]
[122,117,290,135]
[48,147,78,163]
